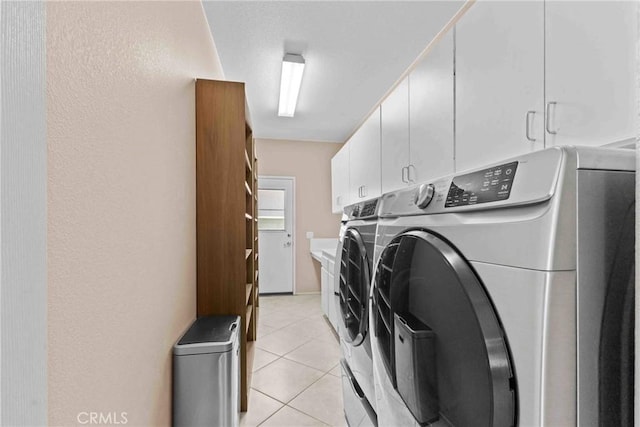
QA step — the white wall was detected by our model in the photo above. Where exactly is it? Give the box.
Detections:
[256,139,343,294]
[0,1,48,424]
[47,2,224,424]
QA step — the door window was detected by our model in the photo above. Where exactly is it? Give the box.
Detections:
[257,189,285,231]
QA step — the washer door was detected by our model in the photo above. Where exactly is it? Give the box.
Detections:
[372,229,516,427]
[599,202,635,426]
[339,228,371,346]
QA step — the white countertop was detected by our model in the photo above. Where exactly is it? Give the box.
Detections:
[310,238,338,262]
[311,250,324,262]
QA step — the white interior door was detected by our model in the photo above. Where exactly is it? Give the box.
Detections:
[258,177,294,294]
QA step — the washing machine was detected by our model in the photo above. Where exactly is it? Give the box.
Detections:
[336,198,380,426]
[369,146,635,427]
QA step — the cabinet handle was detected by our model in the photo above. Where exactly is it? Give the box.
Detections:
[362,185,367,198]
[408,164,416,183]
[526,111,536,142]
[401,166,408,183]
[545,102,558,135]
[358,186,362,198]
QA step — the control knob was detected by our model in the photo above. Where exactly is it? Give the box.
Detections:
[414,183,435,209]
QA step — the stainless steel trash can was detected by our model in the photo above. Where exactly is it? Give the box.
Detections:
[173,315,240,427]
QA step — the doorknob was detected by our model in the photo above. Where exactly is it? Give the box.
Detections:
[284,241,292,247]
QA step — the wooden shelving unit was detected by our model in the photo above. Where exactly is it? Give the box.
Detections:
[253,159,259,311]
[195,79,259,412]
[246,125,259,341]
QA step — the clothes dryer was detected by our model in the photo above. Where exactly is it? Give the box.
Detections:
[370,146,635,427]
[336,198,380,426]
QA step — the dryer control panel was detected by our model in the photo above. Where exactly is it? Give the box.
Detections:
[378,147,565,217]
[445,161,518,207]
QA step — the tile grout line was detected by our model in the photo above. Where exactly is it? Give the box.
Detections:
[256,404,331,427]
[286,372,343,426]
[251,295,342,427]
[257,332,340,375]
[256,372,338,427]
[254,335,315,362]
[258,313,326,338]
[251,356,325,398]
[278,356,340,380]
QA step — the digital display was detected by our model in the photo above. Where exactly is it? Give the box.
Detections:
[445,161,518,208]
[360,200,378,217]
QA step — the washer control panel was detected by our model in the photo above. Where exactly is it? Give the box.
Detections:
[378,147,564,217]
[414,183,436,209]
[344,198,380,220]
[445,161,518,208]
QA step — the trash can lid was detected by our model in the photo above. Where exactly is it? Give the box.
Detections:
[173,315,240,355]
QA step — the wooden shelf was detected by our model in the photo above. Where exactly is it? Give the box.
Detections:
[246,283,252,304]
[247,341,255,390]
[245,304,253,332]
[196,79,258,413]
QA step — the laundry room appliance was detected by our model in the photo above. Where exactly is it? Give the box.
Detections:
[336,198,381,426]
[370,146,635,427]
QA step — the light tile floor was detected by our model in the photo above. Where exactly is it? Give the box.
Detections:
[241,294,346,427]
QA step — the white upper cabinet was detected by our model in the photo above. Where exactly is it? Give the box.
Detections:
[455,0,545,173]
[330,0,638,216]
[409,31,455,183]
[331,144,350,214]
[545,1,637,146]
[380,31,455,195]
[349,107,381,202]
[381,78,410,193]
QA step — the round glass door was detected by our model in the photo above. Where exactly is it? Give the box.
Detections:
[372,229,516,427]
[339,228,370,346]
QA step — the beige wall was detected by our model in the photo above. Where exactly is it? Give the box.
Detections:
[256,139,343,294]
[47,2,223,425]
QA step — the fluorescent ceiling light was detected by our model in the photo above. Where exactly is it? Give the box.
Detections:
[278,54,305,117]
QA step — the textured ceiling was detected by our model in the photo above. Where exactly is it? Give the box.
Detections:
[203,1,464,142]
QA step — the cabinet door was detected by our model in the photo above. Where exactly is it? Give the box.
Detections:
[455,1,544,172]
[327,270,337,331]
[349,107,381,201]
[409,31,455,184]
[545,1,637,147]
[381,78,410,193]
[331,144,350,213]
[320,266,329,316]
